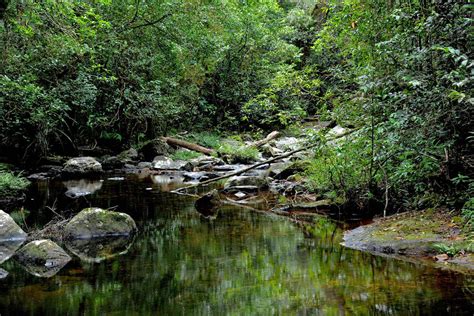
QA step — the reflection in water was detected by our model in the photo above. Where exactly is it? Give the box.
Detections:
[65,235,135,263]
[0,175,472,314]
[0,240,25,264]
[63,179,103,198]
[151,174,184,191]
[0,268,8,279]
[15,240,71,278]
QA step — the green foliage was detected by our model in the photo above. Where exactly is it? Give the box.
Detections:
[462,198,474,232]
[303,1,472,212]
[185,132,222,150]
[218,142,259,164]
[171,150,201,161]
[1,0,299,159]
[0,171,30,197]
[432,242,474,257]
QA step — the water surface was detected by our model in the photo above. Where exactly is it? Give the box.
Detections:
[0,175,472,315]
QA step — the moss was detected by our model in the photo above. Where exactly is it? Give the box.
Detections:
[171,150,202,161]
[218,142,259,164]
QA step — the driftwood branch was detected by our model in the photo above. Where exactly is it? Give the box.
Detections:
[161,137,215,155]
[247,131,280,148]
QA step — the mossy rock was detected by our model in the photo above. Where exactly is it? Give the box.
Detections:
[62,157,103,176]
[15,239,71,278]
[64,208,137,239]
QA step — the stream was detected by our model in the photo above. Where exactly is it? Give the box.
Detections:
[0,173,473,315]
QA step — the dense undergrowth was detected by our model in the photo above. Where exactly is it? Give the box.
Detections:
[0,163,29,198]
[1,1,472,220]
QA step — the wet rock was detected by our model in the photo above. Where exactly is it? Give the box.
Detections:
[122,163,140,173]
[270,161,310,180]
[15,240,71,278]
[0,268,8,279]
[261,144,283,157]
[64,179,103,199]
[152,156,193,171]
[213,164,245,172]
[62,157,103,176]
[137,162,152,169]
[224,176,268,191]
[0,239,25,264]
[434,254,449,262]
[269,180,306,195]
[64,208,137,239]
[65,235,135,263]
[328,125,348,137]
[28,165,63,180]
[101,155,124,170]
[194,189,221,218]
[118,148,138,163]
[0,210,27,241]
[27,172,50,181]
[274,137,303,152]
[241,169,268,177]
[182,172,219,183]
[140,138,173,161]
[190,156,225,170]
[234,191,247,199]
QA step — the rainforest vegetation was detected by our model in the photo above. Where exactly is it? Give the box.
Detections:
[0,0,472,221]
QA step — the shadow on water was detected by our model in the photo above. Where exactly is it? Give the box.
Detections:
[0,173,473,315]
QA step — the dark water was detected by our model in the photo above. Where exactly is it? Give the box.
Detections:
[0,174,473,315]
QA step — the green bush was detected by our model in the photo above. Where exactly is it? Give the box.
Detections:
[171,150,202,161]
[218,142,260,164]
[0,171,30,198]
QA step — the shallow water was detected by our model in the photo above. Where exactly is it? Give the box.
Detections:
[0,174,473,315]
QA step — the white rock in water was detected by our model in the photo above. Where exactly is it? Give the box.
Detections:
[234,192,247,198]
[63,157,103,175]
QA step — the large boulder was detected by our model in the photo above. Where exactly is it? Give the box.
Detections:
[152,156,193,171]
[62,157,103,176]
[224,176,268,189]
[274,137,303,152]
[140,139,173,161]
[64,208,137,239]
[223,176,268,193]
[0,210,27,241]
[65,235,135,263]
[118,148,138,163]
[101,155,124,170]
[15,239,71,277]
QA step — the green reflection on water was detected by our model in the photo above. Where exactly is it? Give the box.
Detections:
[0,178,472,315]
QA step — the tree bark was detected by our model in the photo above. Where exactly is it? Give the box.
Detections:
[161,137,215,155]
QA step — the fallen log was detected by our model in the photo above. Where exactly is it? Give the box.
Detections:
[161,137,215,155]
[247,131,280,148]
